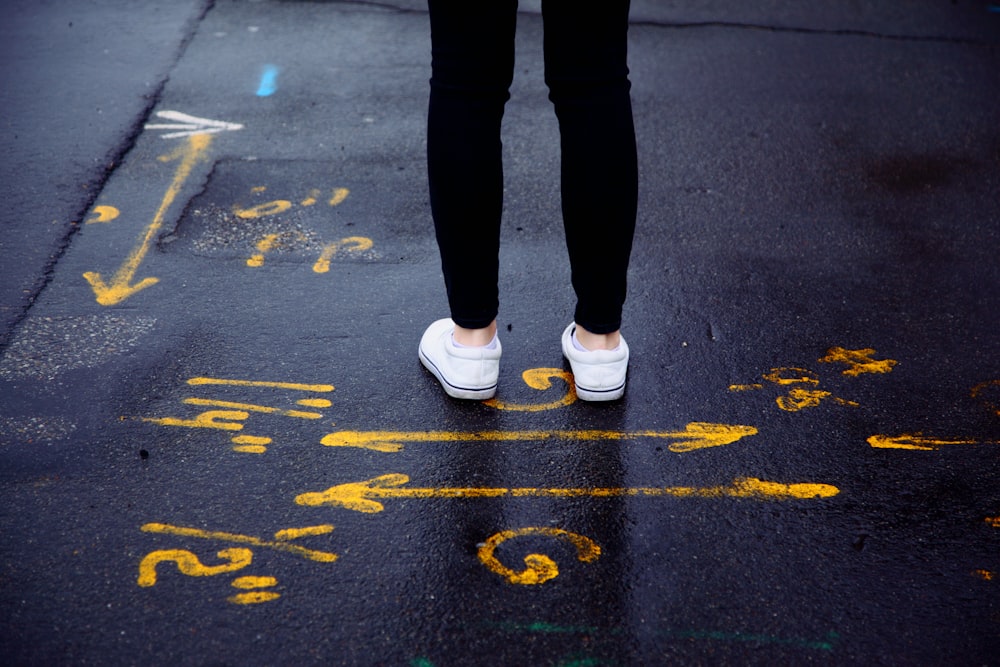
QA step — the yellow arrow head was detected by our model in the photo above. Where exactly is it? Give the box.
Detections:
[83,271,159,306]
[295,473,410,513]
[668,422,759,453]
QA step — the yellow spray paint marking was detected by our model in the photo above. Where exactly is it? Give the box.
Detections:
[231,435,272,454]
[300,189,321,206]
[247,233,281,267]
[819,347,897,376]
[142,409,247,431]
[234,201,293,219]
[329,187,350,206]
[85,205,120,224]
[140,523,338,563]
[234,187,348,218]
[182,397,323,419]
[294,474,839,514]
[297,398,332,408]
[186,377,334,392]
[986,517,1000,528]
[971,380,1000,415]
[312,236,373,273]
[483,368,577,412]
[478,528,601,586]
[974,569,995,581]
[138,547,253,587]
[229,576,281,605]
[84,134,213,305]
[867,434,982,450]
[319,422,758,454]
[776,389,858,412]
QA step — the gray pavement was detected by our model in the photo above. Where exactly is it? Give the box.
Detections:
[2,1,1000,665]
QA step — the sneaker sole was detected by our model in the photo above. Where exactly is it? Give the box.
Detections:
[574,381,626,402]
[419,347,497,400]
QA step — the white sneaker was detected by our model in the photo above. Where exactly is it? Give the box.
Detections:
[561,322,628,401]
[419,318,501,400]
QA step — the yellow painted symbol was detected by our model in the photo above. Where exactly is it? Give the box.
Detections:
[234,187,349,218]
[733,367,859,412]
[84,134,213,305]
[319,422,758,454]
[971,380,1000,415]
[142,376,334,454]
[313,236,374,273]
[138,547,253,587]
[140,523,338,563]
[229,576,281,605]
[973,569,994,581]
[819,347,897,376]
[483,368,576,412]
[478,528,601,585]
[867,433,981,451]
[294,473,839,514]
[85,205,120,224]
[142,409,248,431]
[986,517,1000,528]
[234,200,293,220]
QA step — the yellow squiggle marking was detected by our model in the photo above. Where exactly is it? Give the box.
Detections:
[819,347,897,376]
[484,368,577,412]
[312,236,373,273]
[478,528,601,585]
[137,548,252,587]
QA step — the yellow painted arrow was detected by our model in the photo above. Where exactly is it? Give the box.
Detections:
[320,422,758,453]
[84,134,212,305]
[867,433,982,451]
[295,473,839,513]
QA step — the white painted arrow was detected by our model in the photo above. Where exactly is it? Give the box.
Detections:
[145,110,244,139]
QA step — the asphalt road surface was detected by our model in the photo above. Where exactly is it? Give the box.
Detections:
[2,1,1000,664]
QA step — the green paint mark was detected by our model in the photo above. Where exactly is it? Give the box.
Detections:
[410,659,435,667]
[489,620,837,652]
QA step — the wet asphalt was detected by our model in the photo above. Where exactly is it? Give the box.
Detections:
[2,1,1000,664]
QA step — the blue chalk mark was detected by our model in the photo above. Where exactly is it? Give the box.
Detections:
[256,65,280,97]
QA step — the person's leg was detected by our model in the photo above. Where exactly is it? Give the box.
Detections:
[427,0,517,336]
[421,1,515,399]
[542,0,637,345]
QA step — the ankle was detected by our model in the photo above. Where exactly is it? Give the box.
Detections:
[575,325,621,351]
[453,320,497,347]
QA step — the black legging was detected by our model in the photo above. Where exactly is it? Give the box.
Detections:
[427,0,637,334]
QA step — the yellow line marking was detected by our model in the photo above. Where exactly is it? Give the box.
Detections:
[187,377,334,392]
[182,397,323,419]
[84,134,212,305]
[140,523,338,563]
[297,398,332,408]
[867,433,980,451]
[295,474,839,514]
[231,576,278,589]
[320,422,758,454]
